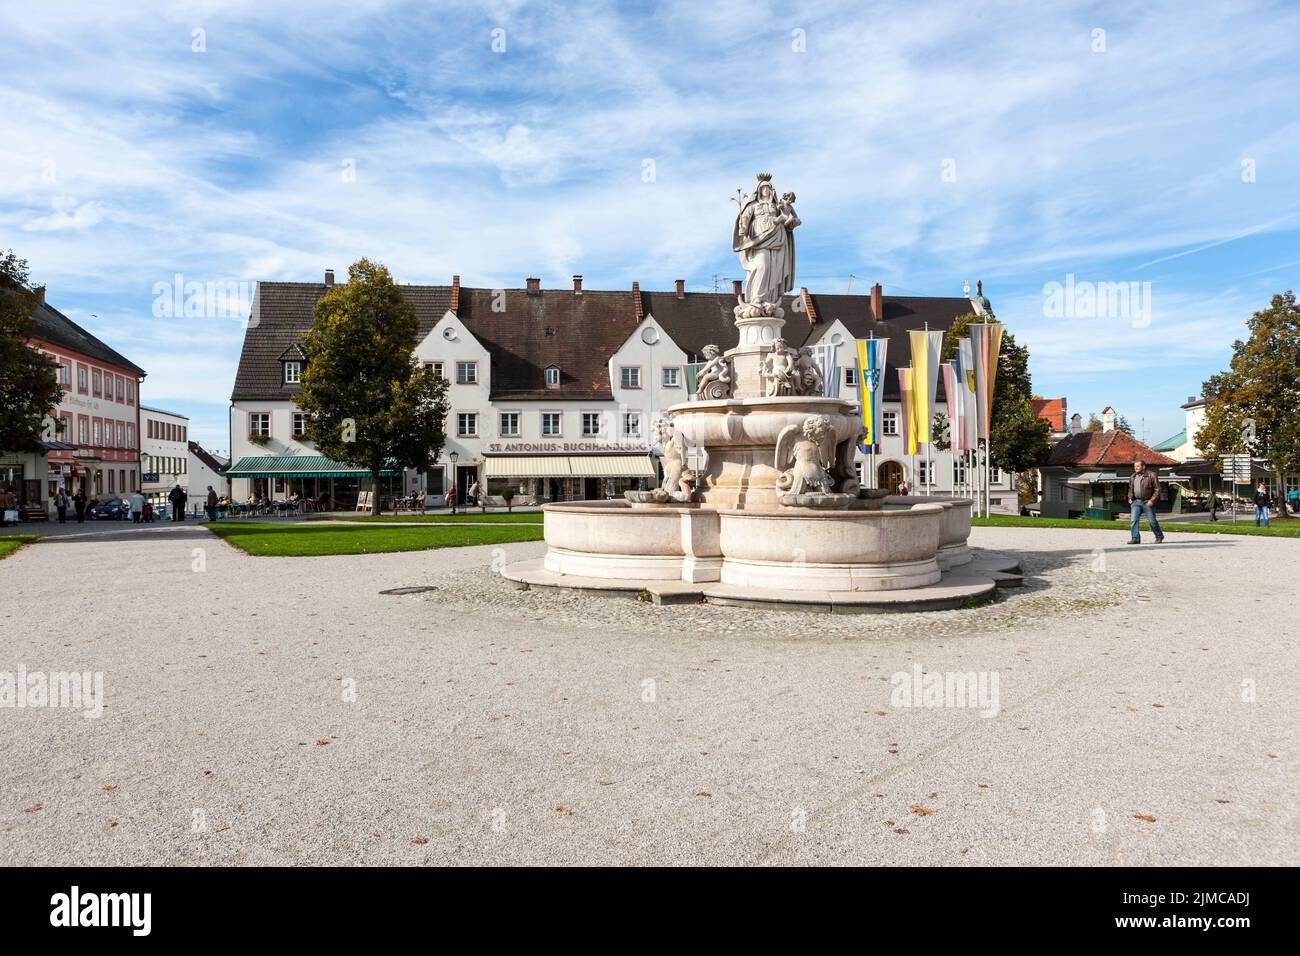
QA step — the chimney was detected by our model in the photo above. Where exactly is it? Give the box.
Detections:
[526,277,540,296]
[732,279,742,298]
[800,287,817,325]
[1102,408,1117,433]
[324,269,334,287]
[870,282,883,321]
[572,275,583,295]
[34,286,46,305]
[632,282,644,320]
[675,279,685,299]
[450,274,460,313]
[1187,395,1196,404]
[1070,413,1082,435]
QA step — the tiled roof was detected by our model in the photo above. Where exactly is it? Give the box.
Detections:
[231,283,453,401]
[28,299,145,376]
[234,281,984,403]
[1031,398,1066,432]
[1048,430,1178,467]
[188,441,228,474]
[457,287,638,400]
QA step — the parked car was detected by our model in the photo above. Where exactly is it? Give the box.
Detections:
[88,497,130,520]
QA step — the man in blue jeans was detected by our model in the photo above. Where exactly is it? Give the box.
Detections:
[1253,482,1271,527]
[1127,459,1164,544]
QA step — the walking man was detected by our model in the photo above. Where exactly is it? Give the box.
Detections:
[1207,486,1218,522]
[73,487,86,523]
[55,488,68,524]
[1254,481,1271,528]
[206,485,218,521]
[1127,458,1164,544]
[129,488,145,524]
[168,483,186,522]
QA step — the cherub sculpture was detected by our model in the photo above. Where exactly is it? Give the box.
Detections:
[655,417,696,502]
[696,344,732,400]
[774,415,836,495]
[796,346,824,396]
[763,338,799,397]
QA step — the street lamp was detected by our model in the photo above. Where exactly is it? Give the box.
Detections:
[449,451,459,514]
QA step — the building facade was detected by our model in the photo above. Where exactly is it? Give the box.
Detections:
[23,289,146,508]
[187,441,230,503]
[140,405,190,503]
[229,273,1019,510]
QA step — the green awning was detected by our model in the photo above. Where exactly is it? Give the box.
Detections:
[225,455,402,479]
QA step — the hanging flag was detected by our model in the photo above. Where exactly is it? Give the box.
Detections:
[810,343,839,397]
[957,337,979,450]
[969,322,1005,441]
[908,330,945,445]
[897,366,918,457]
[942,361,964,453]
[854,337,889,450]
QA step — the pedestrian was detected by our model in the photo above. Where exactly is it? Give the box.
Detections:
[55,488,68,524]
[73,487,86,523]
[206,485,218,521]
[1253,481,1271,528]
[446,484,457,512]
[1207,486,1217,522]
[1127,458,1164,544]
[468,479,481,509]
[898,479,910,496]
[129,488,145,524]
[168,483,186,522]
[0,487,16,527]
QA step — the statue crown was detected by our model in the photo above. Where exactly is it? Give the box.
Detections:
[755,172,772,183]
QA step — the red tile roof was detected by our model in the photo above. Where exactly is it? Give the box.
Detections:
[1032,397,1066,432]
[1047,430,1177,467]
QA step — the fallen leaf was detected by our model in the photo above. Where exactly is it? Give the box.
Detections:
[316,739,331,746]
[977,783,990,789]
[597,780,614,786]
[106,820,118,828]
[1134,814,1157,823]
[411,836,428,845]
[555,805,573,816]
[24,803,42,813]
[893,827,910,834]
[1123,706,1138,713]
[1152,704,1165,709]
[873,710,887,716]
[1215,799,1230,805]
[695,791,712,798]
[100,784,116,792]
[910,805,935,816]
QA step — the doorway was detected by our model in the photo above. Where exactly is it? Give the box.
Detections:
[878,460,905,494]
[582,477,600,501]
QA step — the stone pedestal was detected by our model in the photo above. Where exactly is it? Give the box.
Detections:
[728,312,785,398]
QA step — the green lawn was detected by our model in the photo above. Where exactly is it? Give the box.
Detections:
[305,512,542,524]
[205,521,544,557]
[0,535,40,560]
[974,513,1300,538]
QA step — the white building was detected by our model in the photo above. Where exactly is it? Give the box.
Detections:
[140,405,190,503]
[229,273,1018,511]
[187,441,230,504]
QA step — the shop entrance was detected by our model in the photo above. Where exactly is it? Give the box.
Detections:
[582,477,600,501]
[878,461,905,494]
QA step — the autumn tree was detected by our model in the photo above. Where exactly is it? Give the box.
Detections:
[1,250,64,453]
[1197,290,1300,518]
[296,259,450,514]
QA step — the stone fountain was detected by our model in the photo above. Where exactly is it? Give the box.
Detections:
[502,173,1021,611]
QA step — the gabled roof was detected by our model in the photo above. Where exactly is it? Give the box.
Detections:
[27,299,145,376]
[277,342,307,362]
[1031,398,1066,432]
[188,440,228,474]
[231,282,453,401]
[1152,429,1186,452]
[1047,430,1178,467]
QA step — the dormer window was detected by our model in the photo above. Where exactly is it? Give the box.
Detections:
[544,365,561,388]
[284,361,302,384]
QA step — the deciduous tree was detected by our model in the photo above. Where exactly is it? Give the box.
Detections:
[1,250,64,453]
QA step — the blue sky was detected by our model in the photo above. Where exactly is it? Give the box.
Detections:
[3,0,1298,453]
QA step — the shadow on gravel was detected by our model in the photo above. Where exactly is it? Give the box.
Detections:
[1004,539,1236,591]
[33,525,215,546]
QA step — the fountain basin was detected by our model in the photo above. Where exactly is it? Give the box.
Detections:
[885,495,974,569]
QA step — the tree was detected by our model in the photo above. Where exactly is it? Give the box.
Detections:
[296,258,450,514]
[1116,415,1135,436]
[1,250,64,453]
[1197,290,1300,518]
[1084,413,1103,432]
[938,313,1052,476]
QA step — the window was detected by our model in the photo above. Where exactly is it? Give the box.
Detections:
[426,361,444,378]
[620,366,642,389]
[127,380,134,405]
[544,366,560,388]
[249,413,270,437]
[116,375,125,402]
[499,412,520,437]
[116,422,125,447]
[953,458,967,484]
[662,367,681,388]
[108,470,114,495]
[456,361,478,385]
[93,419,102,445]
[882,411,899,436]
[622,411,642,438]
[57,361,69,386]
[844,367,858,388]
[127,424,135,448]
[582,412,602,437]
[78,416,89,444]
[457,412,478,437]
[541,412,562,436]
[918,460,933,485]
[292,412,307,438]
[989,465,1003,484]
[284,361,301,384]
[77,364,87,394]
[92,369,102,397]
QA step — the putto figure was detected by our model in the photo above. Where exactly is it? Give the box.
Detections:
[654,417,697,502]
[797,346,824,396]
[695,343,733,400]
[774,415,836,495]
[733,173,800,318]
[763,338,799,397]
